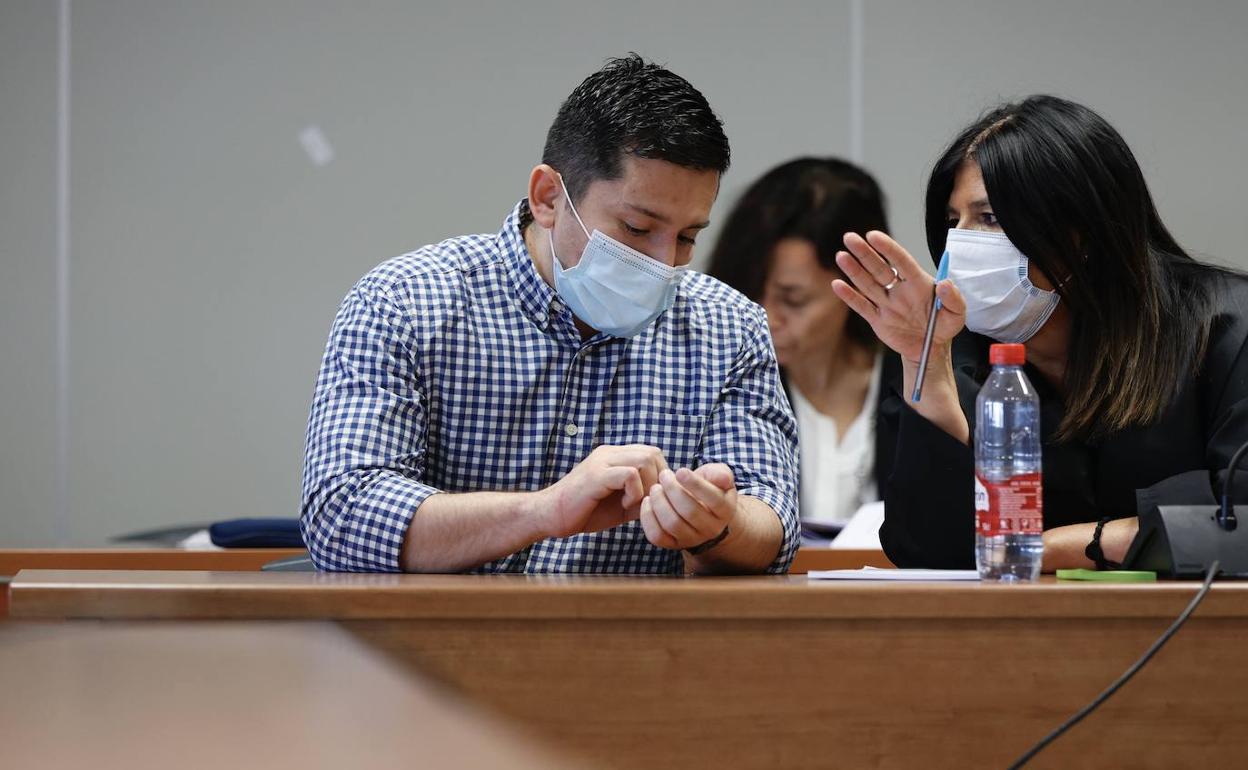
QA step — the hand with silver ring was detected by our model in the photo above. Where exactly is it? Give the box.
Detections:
[830,230,967,366]
[882,265,902,291]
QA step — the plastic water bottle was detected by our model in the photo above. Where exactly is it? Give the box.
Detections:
[974,343,1043,581]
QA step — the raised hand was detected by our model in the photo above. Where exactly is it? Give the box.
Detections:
[831,231,966,365]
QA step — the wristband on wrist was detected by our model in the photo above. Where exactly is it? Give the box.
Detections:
[685,525,731,556]
[1084,516,1123,571]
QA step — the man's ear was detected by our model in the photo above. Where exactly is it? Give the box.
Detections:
[527,164,561,230]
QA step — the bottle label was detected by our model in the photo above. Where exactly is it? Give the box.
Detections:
[975,473,1043,536]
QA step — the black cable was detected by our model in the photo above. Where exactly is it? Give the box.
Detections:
[1007,560,1221,769]
[1219,440,1248,528]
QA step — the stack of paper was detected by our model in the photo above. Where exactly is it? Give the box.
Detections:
[807,567,980,581]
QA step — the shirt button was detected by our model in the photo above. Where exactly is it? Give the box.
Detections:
[551,300,564,313]
[564,422,579,437]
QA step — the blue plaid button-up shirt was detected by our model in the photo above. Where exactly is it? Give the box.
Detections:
[300,201,799,573]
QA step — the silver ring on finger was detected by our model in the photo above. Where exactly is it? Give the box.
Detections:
[882,265,903,292]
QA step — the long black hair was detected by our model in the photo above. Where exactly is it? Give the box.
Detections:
[926,95,1225,440]
[708,157,888,351]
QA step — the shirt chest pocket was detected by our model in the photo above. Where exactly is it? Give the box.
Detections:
[597,410,707,470]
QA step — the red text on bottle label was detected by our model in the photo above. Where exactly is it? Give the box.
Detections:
[975,473,1043,536]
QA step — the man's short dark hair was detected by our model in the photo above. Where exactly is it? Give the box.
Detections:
[542,54,730,203]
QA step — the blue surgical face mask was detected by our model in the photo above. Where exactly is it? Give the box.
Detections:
[945,228,1060,343]
[546,174,685,338]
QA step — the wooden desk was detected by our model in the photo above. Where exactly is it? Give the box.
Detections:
[788,547,893,573]
[0,547,305,577]
[0,549,303,618]
[0,620,566,769]
[0,546,881,576]
[0,547,878,617]
[10,570,1245,769]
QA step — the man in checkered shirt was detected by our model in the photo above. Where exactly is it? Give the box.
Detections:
[301,55,799,574]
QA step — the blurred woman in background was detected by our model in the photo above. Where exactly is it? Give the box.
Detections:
[708,158,900,541]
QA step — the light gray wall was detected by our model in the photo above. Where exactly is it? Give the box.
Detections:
[2,1,1246,544]
[862,0,1248,271]
[1,0,59,545]
[2,0,851,545]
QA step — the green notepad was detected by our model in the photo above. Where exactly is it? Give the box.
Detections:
[1056,568,1157,582]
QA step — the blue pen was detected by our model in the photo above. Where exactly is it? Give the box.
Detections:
[911,251,950,403]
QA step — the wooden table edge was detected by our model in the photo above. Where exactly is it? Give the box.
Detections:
[8,569,1242,621]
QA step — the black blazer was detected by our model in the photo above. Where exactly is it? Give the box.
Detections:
[878,271,1248,569]
[780,351,904,514]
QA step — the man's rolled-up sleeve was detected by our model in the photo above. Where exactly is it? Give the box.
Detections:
[300,280,440,572]
[698,305,801,573]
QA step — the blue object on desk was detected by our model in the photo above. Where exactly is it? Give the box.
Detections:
[208,518,305,548]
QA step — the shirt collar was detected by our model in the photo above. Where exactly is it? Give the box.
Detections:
[501,199,565,332]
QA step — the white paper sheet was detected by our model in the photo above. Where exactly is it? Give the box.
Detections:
[828,501,885,550]
[807,566,980,581]
[176,528,223,551]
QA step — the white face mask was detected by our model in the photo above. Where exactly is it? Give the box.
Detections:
[945,228,1059,343]
[547,174,685,338]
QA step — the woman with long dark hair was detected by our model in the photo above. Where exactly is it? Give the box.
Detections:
[832,95,1248,569]
[708,158,899,539]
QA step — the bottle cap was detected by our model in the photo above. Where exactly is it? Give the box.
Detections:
[989,343,1026,366]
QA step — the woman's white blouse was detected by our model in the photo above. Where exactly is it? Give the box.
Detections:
[788,353,883,528]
